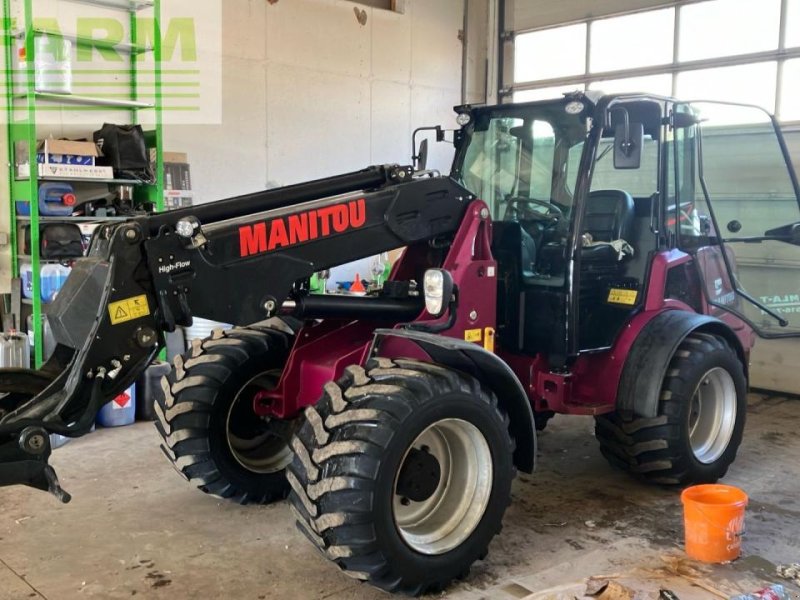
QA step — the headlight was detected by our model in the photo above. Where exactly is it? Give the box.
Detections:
[456,112,472,126]
[423,269,454,318]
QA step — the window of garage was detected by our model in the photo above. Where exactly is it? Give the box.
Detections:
[511,0,800,121]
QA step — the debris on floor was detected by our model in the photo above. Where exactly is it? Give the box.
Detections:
[729,584,789,600]
[493,551,793,600]
[585,579,638,599]
[776,564,800,587]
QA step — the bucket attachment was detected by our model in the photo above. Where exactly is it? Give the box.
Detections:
[0,220,161,499]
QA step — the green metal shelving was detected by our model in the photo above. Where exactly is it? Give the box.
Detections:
[3,0,164,367]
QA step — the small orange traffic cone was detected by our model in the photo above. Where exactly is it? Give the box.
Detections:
[350,273,366,294]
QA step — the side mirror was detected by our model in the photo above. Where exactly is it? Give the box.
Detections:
[412,125,444,172]
[416,139,429,172]
[764,222,800,245]
[673,112,699,129]
[614,121,644,170]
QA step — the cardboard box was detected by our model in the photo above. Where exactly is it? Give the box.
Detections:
[16,139,109,178]
[18,162,114,179]
[150,149,188,164]
[36,139,100,166]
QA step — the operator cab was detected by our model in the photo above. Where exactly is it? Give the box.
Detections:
[451,93,663,361]
[451,92,800,364]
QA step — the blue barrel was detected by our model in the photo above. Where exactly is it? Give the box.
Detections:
[97,385,136,427]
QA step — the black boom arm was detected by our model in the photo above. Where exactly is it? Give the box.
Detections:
[0,165,476,500]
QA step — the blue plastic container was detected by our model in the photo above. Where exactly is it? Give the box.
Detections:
[97,385,136,427]
[21,262,70,303]
[20,263,34,299]
[38,183,76,217]
[40,264,70,303]
[15,201,31,216]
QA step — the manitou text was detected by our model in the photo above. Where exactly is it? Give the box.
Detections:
[239,199,367,257]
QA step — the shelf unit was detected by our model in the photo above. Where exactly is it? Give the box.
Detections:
[3,0,164,366]
[17,26,154,54]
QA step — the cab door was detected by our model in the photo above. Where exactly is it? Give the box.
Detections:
[675,101,800,337]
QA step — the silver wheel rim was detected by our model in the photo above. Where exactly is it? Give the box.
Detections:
[688,367,737,464]
[225,371,293,474]
[393,418,493,555]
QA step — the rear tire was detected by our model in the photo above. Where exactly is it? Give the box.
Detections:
[155,326,297,504]
[287,358,515,595]
[595,332,747,485]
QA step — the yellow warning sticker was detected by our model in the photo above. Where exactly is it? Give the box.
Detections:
[108,295,150,325]
[464,328,482,343]
[607,288,638,306]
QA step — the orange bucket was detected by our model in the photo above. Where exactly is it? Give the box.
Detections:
[681,484,748,563]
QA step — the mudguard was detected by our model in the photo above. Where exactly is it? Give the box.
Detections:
[617,310,748,419]
[371,328,536,474]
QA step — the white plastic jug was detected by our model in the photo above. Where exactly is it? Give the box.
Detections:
[0,332,30,369]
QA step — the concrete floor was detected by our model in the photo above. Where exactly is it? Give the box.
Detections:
[1,393,799,600]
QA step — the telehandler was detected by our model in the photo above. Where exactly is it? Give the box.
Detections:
[1,92,799,594]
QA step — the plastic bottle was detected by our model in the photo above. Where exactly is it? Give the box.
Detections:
[6,331,30,369]
[96,385,137,427]
[40,264,60,303]
[0,331,29,369]
[56,263,71,297]
[40,263,70,303]
[381,252,392,284]
[20,263,34,299]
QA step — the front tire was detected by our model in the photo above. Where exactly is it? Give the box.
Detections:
[155,326,297,504]
[287,358,515,595]
[595,332,747,485]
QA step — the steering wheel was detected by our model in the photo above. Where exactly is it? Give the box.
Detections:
[504,197,565,223]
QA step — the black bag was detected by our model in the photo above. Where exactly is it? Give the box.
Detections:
[94,123,154,183]
[24,224,84,259]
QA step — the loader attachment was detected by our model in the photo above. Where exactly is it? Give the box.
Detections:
[0,220,161,501]
[0,165,475,500]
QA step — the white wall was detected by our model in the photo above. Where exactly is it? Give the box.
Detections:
[165,0,467,204]
[0,0,480,294]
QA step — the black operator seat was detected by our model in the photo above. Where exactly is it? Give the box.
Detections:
[581,189,635,264]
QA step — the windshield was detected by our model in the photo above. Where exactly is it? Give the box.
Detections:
[452,102,589,222]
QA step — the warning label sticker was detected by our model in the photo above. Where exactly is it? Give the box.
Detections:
[464,328,482,343]
[607,288,638,306]
[108,295,150,325]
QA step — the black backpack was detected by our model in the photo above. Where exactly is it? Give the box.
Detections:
[94,123,154,183]
[23,224,84,259]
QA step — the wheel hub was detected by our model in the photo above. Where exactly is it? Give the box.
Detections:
[226,370,295,474]
[392,418,493,556]
[396,446,441,503]
[689,367,737,465]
